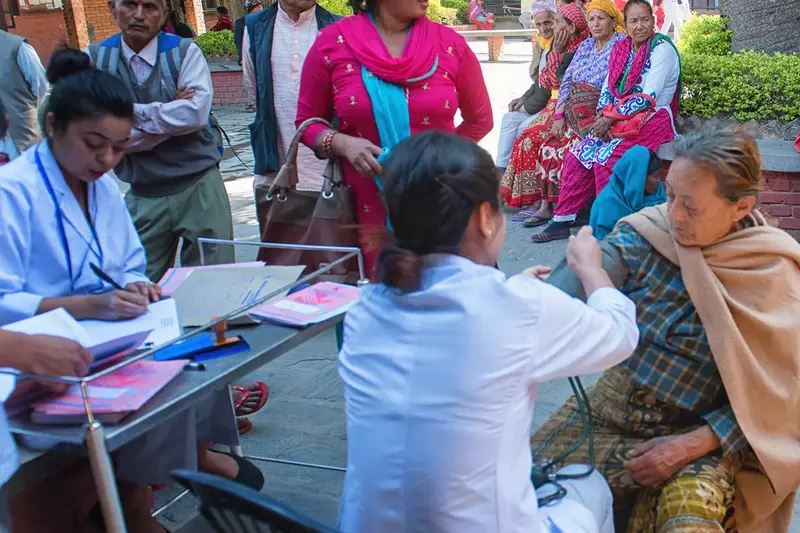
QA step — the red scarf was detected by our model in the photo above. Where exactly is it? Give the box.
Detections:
[608,33,681,117]
[338,13,440,84]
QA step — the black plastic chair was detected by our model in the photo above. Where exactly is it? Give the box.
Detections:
[172,469,341,533]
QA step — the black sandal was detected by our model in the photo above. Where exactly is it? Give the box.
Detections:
[218,452,265,491]
[531,223,571,243]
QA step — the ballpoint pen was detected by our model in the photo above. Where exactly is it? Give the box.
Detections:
[90,263,125,291]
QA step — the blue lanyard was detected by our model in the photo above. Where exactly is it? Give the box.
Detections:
[35,146,103,292]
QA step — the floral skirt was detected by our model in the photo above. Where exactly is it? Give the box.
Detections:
[500,99,559,208]
[530,366,760,533]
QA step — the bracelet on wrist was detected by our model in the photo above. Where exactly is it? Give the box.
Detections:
[554,113,565,120]
[320,131,336,159]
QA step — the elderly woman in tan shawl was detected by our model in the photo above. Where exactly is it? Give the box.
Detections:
[529,125,800,532]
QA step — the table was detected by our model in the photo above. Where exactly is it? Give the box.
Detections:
[6,317,343,532]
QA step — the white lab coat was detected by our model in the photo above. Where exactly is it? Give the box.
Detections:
[0,141,238,484]
[339,255,639,533]
[0,141,149,325]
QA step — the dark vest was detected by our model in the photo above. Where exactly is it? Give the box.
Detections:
[88,33,221,197]
[245,5,339,176]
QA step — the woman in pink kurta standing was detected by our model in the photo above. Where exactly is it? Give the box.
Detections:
[296,0,493,280]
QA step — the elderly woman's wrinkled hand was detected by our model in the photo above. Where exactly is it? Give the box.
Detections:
[589,116,612,140]
[624,436,693,488]
[552,29,571,53]
[551,118,566,138]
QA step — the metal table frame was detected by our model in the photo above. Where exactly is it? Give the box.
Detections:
[6,241,366,532]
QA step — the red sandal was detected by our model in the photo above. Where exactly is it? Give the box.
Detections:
[233,382,270,417]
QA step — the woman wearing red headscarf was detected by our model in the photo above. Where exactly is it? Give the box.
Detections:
[500,3,590,211]
[295,0,493,280]
[534,0,680,242]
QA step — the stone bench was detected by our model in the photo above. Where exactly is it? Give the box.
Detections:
[454,28,539,62]
[657,139,800,239]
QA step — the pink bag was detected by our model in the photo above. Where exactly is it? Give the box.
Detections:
[795,133,799,153]
[602,93,658,140]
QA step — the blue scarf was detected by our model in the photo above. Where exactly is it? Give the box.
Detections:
[361,14,438,230]
[590,145,667,240]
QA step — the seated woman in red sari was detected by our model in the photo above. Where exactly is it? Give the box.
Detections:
[534,0,680,242]
[296,0,493,281]
[520,0,626,227]
[469,0,495,29]
[500,3,589,212]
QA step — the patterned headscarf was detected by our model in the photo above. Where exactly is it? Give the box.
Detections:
[532,0,557,15]
[558,3,590,41]
[585,0,626,33]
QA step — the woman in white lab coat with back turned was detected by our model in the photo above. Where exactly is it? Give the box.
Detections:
[338,131,640,533]
[0,49,261,532]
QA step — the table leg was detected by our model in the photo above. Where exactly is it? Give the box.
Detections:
[85,421,127,533]
[230,445,244,457]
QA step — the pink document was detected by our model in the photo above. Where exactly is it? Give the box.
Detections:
[32,360,186,424]
[249,282,361,327]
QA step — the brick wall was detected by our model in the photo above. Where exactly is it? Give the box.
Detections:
[83,0,118,43]
[8,10,69,64]
[211,69,247,106]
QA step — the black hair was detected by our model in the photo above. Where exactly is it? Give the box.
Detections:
[0,97,7,139]
[45,48,134,133]
[169,9,181,25]
[348,0,375,14]
[646,149,661,176]
[379,131,500,292]
[623,0,653,20]
[217,6,229,14]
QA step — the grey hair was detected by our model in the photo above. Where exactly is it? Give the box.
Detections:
[673,125,763,202]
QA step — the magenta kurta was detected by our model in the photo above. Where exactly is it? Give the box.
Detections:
[296,15,493,279]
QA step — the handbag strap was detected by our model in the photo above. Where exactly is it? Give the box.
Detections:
[602,93,657,121]
[269,117,343,195]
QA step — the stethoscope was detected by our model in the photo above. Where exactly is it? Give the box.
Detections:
[35,145,105,294]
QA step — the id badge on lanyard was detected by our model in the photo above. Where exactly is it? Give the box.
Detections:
[35,146,104,293]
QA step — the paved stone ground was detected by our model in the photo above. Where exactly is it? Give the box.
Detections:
[158,40,800,531]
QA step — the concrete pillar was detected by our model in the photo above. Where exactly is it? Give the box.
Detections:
[183,0,206,34]
[63,0,91,49]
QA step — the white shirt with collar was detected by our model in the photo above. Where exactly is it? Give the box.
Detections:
[339,255,639,533]
[0,141,149,325]
[91,35,214,154]
[242,4,327,191]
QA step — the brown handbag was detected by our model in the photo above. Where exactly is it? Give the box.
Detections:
[254,118,361,283]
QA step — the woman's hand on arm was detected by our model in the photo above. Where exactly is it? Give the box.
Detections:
[566,226,615,296]
[625,426,721,488]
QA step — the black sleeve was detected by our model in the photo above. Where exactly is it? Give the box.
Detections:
[234,18,245,55]
[523,83,552,115]
[556,52,576,82]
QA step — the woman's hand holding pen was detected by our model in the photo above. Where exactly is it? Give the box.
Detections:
[125,281,161,303]
[88,290,150,320]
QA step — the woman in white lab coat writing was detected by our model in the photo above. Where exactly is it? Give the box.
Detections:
[0,49,261,532]
[338,131,640,533]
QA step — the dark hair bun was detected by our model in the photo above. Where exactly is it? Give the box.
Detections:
[46,47,93,85]
[379,246,423,292]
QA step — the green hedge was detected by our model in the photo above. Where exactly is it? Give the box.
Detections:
[682,51,800,121]
[195,30,236,57]
[678,15,732,56]
[428,0,458,26]
[318,0,353,16]
[441,0,469,24]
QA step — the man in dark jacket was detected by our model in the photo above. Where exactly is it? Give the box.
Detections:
[234,0,262,68]
[242,0,339,234]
